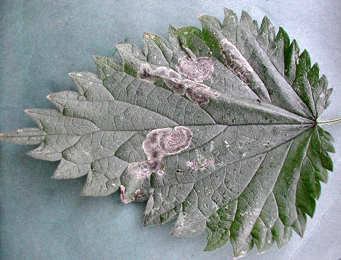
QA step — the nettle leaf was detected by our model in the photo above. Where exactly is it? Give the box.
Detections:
[0,8,335,258]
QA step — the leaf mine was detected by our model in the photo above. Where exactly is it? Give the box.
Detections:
[176,56,214,82]
[137,58,219,105]
[127,126,193,183]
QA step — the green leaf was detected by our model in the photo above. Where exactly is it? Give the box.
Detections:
[0,8,334,258]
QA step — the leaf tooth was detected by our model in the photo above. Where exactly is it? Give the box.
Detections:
[320,141,335,154]
[26,135,80,162]
[25,108,100,135]
[258,230,275,253]
[198,14,221,28]
[205,199,238,251]
[240,10,258,36]
[176,26,207,52]
[222,8,238,44]
[204,228,230,251]
[284,39,300,84]
[81,169,120,196]
[278,226,292,249]
[268,27,290,75]
[315,170,326,183]
[69,71,98,79]
[315,181,322,200]
[68,71,115,102]
[271,219,292,248]
[47,91,80,113]
[291,208,307,237]
[27,143,62,161]
[82,156,129,197]
[24,109,60,131]
[296,179,316,218]
[93,55,122,72]
[319,152,333,171]
[251,218,268,252]
[143,199,180,227]
[52,158,90,179]
[198,14,225,43]
[170,211,207,237]
[308,62,320,83]
[143,32,171,67]
[231,235,253,259]
[115,43,146,77]
[300,49,312,69]
[168,24,185,53]
[25,108,61,118]
[223,7,237,19]
[318,126,334,142]
[93,55,122,81]
[257,16,275,50]
[319,74,328,91]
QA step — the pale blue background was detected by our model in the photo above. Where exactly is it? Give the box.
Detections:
[1,1,341,259]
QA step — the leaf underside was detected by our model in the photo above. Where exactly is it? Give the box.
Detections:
[0,8,334,258]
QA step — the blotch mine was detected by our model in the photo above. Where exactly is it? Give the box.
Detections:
[220,38,254,85]
[159,126,193,155]
[186,158,215,170]
[138,63,182,84]
[127,126,193,180]
[176,56,214,82]
[184,80,220,105]
[164,80,187,95]
[127,160,162,180]
[137,57,218,105]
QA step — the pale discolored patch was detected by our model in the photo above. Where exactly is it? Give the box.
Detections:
[127,126,193,181]
[142,126,193,159]
[127,160,162,180]
[164,80,187,95]
[138,63,182,84]
[220,38,254,85]
[158,126,193,155]
[137,57,219,105]
[186,158,215,171]
[176,56,214,82]
[184,80,220,105]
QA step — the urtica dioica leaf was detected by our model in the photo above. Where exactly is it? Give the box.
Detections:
[0,8,335,258]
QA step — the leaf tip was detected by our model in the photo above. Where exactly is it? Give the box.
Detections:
[262,15,270,22]
[92,55,100,61]
[197,13,205,19]
[143,32,155,40]
[223,7,235,14]
[68,72,78,79]
[24,109,33,116]
[203,244,216,252]
[241,10,251,19]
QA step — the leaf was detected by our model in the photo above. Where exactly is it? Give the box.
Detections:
[0,8,335,258]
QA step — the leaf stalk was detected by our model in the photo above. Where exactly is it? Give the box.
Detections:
[317,117,341,125]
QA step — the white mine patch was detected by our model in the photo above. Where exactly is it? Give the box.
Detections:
[186,158,215,171]
[219,38,254,85]
[176,56,214,82]
[137,54,219,105]
[127,126,193,181]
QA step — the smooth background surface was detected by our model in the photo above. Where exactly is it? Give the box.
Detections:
[1,1,340,259]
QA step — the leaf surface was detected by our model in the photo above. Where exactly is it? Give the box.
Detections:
[0,8,334,258]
